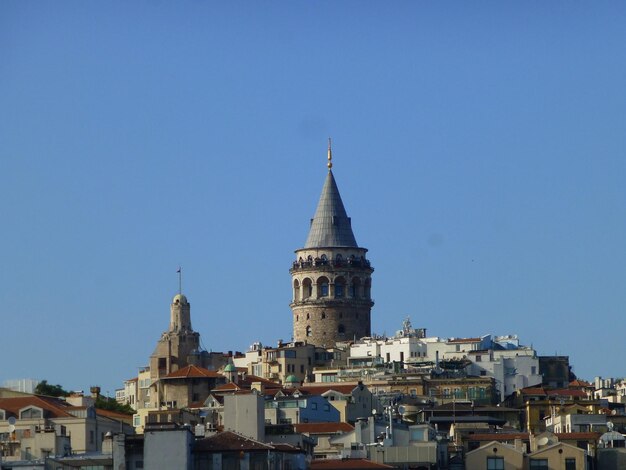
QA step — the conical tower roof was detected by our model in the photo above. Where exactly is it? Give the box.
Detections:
[304,170,358,248]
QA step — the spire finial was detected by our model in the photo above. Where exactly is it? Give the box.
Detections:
[327,137,333,170]
[177,266,182,295]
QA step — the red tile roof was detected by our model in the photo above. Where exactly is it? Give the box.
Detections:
[311,459,394,469]
[95,408,133,423]
[0,396,75,418]
[297,385,358,395]
[194,431,273,452]
[294,422,354,434]
[213,382,242,392]
[548,389,587,398]
[569,380,592,388]
[161,365,223,379]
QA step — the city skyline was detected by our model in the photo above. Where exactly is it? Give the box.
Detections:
[2,2,626,395]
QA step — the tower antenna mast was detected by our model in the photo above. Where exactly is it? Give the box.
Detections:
[327,137,333,169]
[177,266,182,295]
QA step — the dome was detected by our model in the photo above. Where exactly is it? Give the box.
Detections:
[285,374,299,383]
[173,294,188,305]
[224,364,237,372]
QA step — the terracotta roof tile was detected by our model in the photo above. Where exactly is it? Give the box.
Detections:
[95,408,133,423]
[297,385,357,395]
[194,431,273,452]
[161,365,223,379]
[569,380,592,387]
[0,396,75,418]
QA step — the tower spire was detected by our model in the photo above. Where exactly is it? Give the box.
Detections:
[327,137,333,170]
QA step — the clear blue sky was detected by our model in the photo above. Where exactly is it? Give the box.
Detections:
[2,2,625,395]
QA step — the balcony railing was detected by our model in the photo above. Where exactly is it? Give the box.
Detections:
[291,257,372,271]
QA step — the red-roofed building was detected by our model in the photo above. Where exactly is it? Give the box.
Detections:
[0,395,134,460]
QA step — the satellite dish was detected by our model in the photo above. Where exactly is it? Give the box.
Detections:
[8,417,16,426]
[372,409,377,416]
[537,437,549,446]
[8,424,15,433]
[398,405,407,415]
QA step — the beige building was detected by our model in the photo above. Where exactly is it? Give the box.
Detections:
[465,440,525,470]
[0,395,134,460]
[290,143,374,347]
[466,433,588,470]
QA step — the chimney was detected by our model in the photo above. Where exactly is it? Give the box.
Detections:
[90,386,101,399]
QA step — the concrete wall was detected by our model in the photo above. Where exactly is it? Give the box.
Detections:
[144,428,193,470]
[224,393,264,441]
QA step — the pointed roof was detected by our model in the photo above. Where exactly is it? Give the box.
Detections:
[304,170,358,248]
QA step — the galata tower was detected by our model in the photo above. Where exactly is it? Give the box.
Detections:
[290,140,374,346]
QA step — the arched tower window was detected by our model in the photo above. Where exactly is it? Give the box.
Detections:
[338,324,345,335]
[306,326,312,337]
[321,312,326,319]
[335,276,346,298]
[293,279,300,302]
[350,277,361,298]
[317,276,329,298]
[364,278,372,299]
[302,278,313,299]
[320,254,328,265]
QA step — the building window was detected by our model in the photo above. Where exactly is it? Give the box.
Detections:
[311,403,317,410]
[318,277,329,297]
[324,404,330,411]
[338,324,345,335]
[306,326,312,337]
[529,459,548,470]
[476,355,481,362]
[136,461,144,469]
[335,278,345,298]
[89,430,94,444]
[321,312,326,319]
[487,456,504,470]
[565,459,576,470]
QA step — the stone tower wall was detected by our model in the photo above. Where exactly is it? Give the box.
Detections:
[290,247,373,346]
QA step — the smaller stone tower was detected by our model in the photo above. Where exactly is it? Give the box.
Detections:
[150,293,201,380]
[290,140,374,346]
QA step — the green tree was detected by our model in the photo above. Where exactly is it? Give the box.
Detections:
[34,380,70,397]
[94,396,134,415]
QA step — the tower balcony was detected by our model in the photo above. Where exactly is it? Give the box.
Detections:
[290,297,374,308]
[290,257,373,274]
